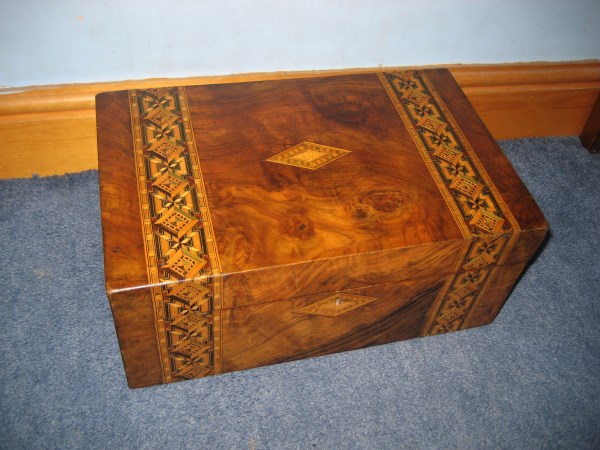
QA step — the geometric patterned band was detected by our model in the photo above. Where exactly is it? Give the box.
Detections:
[378,71,520,335]
[129,88,221,383]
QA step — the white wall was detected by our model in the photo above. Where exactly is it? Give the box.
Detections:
[1,0,599,89]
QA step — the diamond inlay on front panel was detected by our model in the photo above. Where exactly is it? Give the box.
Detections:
[293,293,379,317]
[266,142,351,170]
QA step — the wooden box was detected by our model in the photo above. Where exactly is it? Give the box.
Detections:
[96,70,547,388]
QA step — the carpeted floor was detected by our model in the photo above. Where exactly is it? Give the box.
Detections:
[0,137,598,449]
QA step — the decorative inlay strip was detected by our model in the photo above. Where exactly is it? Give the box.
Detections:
[378,71,521,335]
[294,293,379,317]
[129,87,221,382]
[266,141,352,170]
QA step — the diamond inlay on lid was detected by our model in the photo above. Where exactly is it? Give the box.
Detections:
[265,142,352,170]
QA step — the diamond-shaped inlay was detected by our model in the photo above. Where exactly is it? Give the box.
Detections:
[162,249,207,279]
[293,293,378,317]
[470,208,505,234]
[154,207,198,238]
[145,107,179,128]
[148,138,183,162]
[265,142,351,170]
[449,174,483,200]
[153,171,189,197]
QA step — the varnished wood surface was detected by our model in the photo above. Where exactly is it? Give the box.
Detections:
[3,61,600,178]
[580,93,600,152]
[96,68,549,387]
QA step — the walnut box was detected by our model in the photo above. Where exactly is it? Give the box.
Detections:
[96,69,548,388]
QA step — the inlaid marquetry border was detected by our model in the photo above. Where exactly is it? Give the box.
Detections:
[129,87,222,382]
[378,71,521,335]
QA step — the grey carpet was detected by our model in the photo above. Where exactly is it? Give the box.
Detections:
[0,137,598,449]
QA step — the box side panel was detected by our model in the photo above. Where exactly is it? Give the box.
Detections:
[107,288,164,388]
[423,69,548,234]
[221,275,443,373]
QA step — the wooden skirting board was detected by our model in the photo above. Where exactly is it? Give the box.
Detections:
[1,60,599,179]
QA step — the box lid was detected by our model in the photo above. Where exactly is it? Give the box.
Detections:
[97,69,547,310]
